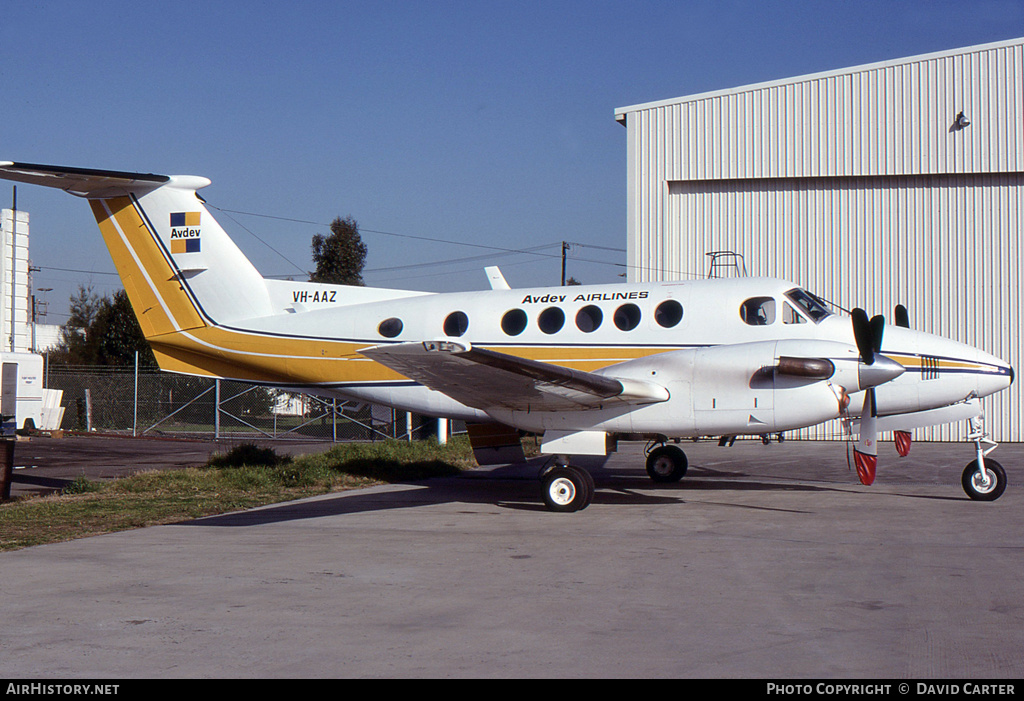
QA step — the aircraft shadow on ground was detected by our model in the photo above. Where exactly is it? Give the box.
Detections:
[178,462,852,529]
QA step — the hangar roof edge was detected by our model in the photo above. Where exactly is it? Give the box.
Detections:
[614,35,1024,120]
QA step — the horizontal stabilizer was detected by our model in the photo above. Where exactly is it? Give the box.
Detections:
[0,161,171,198]
[360,341,669,412]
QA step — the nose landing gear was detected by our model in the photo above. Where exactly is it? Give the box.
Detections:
[963,415,1007,501]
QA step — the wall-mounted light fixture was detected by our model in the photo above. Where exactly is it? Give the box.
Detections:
[954,110,971,130]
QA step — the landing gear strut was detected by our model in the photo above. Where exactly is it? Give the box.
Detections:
[540,457,595,512]
[962,415,1007,501]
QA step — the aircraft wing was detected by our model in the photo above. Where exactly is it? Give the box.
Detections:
[360,341,669,412]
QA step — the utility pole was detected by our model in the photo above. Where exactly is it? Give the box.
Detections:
[561,241,569,285]
[9,184,16,349]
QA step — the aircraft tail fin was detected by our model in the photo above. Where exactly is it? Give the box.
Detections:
[0,162,273,339]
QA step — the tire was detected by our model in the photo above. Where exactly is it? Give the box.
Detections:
[962,459,1007,501]
[542,466,594,512]
[645,445,688,483]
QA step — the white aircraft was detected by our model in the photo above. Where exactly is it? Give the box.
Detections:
[0,161,1014,511]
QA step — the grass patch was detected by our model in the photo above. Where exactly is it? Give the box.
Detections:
[0,437,476,551]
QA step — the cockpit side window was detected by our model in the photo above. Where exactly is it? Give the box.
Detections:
[785,288,831,323]
[783,302,807,324]
[740,297,776,325]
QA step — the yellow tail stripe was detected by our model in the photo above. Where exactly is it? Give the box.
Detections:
[90,197,206,337]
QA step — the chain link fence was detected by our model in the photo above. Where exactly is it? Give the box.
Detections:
[45,365,454,442]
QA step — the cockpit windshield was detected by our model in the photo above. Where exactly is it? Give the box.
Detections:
[785,288,832,323]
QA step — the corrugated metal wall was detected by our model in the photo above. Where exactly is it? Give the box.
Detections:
[618,38,1024,441]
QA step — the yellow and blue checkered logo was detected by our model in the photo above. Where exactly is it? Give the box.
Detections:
[169,212,201,253]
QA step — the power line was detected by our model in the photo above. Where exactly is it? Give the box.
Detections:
[35,265,119,277]
[209,204,571,259]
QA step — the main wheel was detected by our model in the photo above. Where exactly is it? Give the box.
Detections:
[645,445,688,483]
[962,458,1007,501]
[542,466,594,512]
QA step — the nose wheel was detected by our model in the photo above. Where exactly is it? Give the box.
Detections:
[963,415,1007,501]
[962,459,1006,501]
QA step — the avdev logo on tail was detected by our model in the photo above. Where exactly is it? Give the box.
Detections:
[170,212,201,253]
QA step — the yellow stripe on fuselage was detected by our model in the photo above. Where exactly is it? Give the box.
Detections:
[91,195,680,385]
[152,326,676,385]
[886,352,987,373]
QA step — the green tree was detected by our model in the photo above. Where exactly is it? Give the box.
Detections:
[92,289,157,366]
[309,215,367,286]
[51,286,156,367]
[57,285,103,354]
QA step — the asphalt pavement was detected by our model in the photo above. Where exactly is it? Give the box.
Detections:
[1,435,1022,679]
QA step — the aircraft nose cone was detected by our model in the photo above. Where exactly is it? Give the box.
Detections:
[858,354,905,390]
[972,348,1015,397]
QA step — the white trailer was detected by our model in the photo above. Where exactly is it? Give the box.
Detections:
[0,351,60,433]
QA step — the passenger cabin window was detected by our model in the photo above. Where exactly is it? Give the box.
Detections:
[576,305,603,333]
[538,307,566,334]
[378,317,403,338]
[614,303,642,331]
[444,311,469,337]
[740,297,776,325]
[655,299,683,328]
[501,308,528,336]
[785,288,831,323]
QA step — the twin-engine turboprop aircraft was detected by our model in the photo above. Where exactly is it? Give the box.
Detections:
[0,161,1014,511]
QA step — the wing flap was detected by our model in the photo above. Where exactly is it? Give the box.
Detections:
[360,341,669,412]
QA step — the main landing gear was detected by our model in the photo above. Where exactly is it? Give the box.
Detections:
[540,458,595,512]
[539,443,691,512]
[645,443,688,483]
[962,416,1007,501]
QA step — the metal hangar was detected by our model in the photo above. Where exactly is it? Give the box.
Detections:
[615,37,1024,441]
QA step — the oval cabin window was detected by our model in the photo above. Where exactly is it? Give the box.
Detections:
[614,303,641,331]
[575,305,603,333]
[538,307,565,334]
[654,300,683,328]
[444,311,469,337]
[378,317,403,338]
[501,309,528,336]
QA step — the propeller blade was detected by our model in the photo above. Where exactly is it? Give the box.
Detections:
[851,308,874,365]
[894,304,910,328]
[853,389,878,485]
[870,314,885,353]
[852,308,886,366]
[895,430,912,457]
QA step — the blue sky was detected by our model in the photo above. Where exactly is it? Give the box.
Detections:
[2,0,1022,322]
